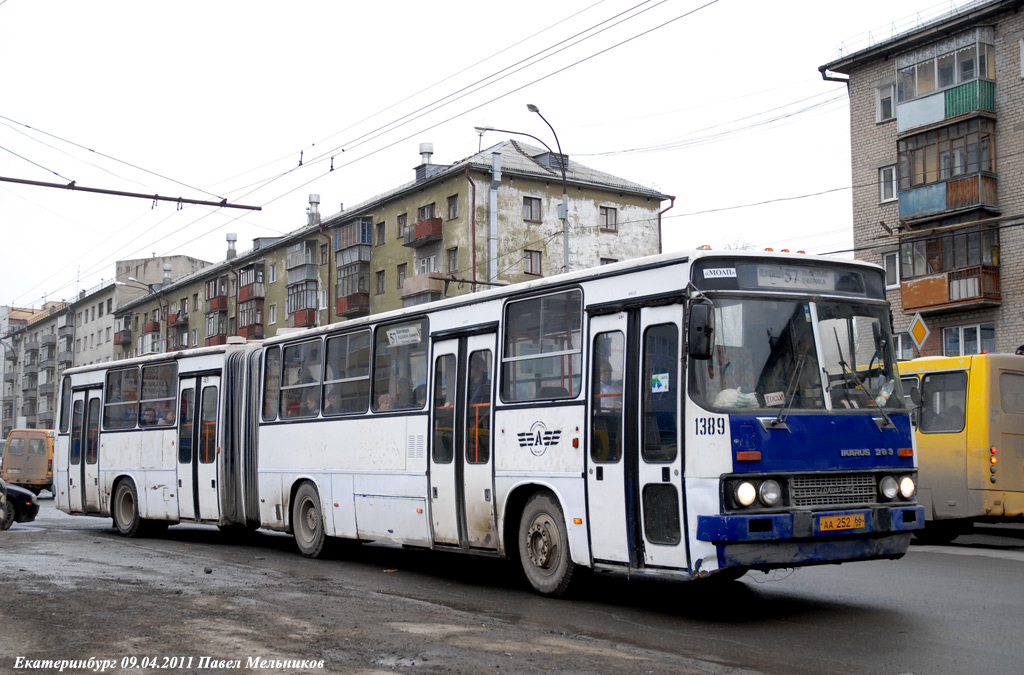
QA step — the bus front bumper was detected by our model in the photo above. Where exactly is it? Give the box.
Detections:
[696,505,924,568]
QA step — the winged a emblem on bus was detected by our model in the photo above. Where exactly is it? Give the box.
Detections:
[517,421,562,456]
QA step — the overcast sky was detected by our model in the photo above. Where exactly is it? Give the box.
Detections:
[0,0,967,309]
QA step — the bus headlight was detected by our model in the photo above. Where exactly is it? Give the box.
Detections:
[879,476,899,500]
[758,480,781,507]
[899,476,916,499]
[735,481,757,507]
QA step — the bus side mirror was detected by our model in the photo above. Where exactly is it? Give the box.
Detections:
[688,301,715,361]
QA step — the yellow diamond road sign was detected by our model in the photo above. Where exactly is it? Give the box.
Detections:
[909,312,930,350]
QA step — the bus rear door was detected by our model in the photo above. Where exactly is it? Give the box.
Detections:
[429,332,498,550]
[586,305,689,571]
[177,375,221,522]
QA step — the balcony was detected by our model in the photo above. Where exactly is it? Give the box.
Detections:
[289,308,317,328]
[143,320,161,334]
[58,350,73,366]
[41,334,57,347]
[22,384,37,399]
[25,341,39,355]
[39,381,55,396]
[4,372,15,384]
[208,295,229,311]
[38,410,55,427]
[40,354,56,369]
[238,324,264,340]
[403,217,443,248]
[239,282,266,302]
[4,350,15,363]
[901,265,1000,314]
[401,273,445,299]
[205,335,228,347]
[167,312,187,327]
[899,173,998,222]
[23,363,38,376]
[287,264,319,285]
[336,293,370,318]
[897,79,995,134]
[114,330,133,346]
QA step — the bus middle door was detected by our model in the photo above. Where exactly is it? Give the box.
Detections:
[177,375,221,522]
[429,333,498,550]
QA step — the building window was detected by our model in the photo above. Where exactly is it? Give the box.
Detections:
[523,197,541,222]
[447,194,459,220]
[883,252,899,289]
[943,322,995,356]
[397,213,408,239]
[191,328,198,346]
[447,247,458,274]
[876,83,895,122]
[524,250,542,276]
[600,257,618,266]
[269,263,277,284]
[106,299,112,313]
[320,244,328,266]
[269,304,277,325]
[418,203,436,221]
[397,263,407,289]
[879,165,896,202]
[895,332,916,361]
[376,270,386,295]
[320,289,328,310]
[599,207,617,232]
[376,222,385,246]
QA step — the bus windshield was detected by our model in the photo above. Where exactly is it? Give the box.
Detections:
[692,297,903,412]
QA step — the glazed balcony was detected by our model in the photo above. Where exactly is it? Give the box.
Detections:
[58,350,73,366]
[403,217,443,248]
[114,330,133,346]
[289,308,318,328]
[336,293,370,317]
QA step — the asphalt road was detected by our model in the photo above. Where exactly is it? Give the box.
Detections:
[2,497,1023,675]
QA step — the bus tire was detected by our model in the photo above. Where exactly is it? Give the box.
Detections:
[292,482,326,558]
[913,521,960,544]
[112,480,144,538]
[518,492,575,597]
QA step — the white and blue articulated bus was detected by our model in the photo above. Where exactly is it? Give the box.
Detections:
[55,249,922,596]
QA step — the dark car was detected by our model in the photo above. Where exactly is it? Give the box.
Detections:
[1,477,39,530]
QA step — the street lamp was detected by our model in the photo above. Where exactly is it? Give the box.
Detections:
[475,103,571,274]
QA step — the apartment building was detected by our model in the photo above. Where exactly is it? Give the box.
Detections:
[1,256,211,433]
[112,140,672,359]
[820,0,1024,356]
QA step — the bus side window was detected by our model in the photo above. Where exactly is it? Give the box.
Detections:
[281,340,322,419]
[263,346,281,421]
[324,331,371,415]
[104,367,139,429]
[920,371,967,433]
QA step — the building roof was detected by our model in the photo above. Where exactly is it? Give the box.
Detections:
[820,0,1022,76]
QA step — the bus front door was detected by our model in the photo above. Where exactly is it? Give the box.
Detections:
[68,388,102,514]
[429,333,498,550]
[177,375,221,522]
[586,306,689,571]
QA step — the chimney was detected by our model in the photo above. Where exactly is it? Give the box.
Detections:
[162,263,172,285]
[308,194,321,226]
[226,233,237,260]
[419,142,434,164]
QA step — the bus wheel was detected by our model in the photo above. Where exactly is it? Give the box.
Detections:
[112,480,144,538]
[913,521,960,545]
[292,483,326,558]
[518,493,575,597]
